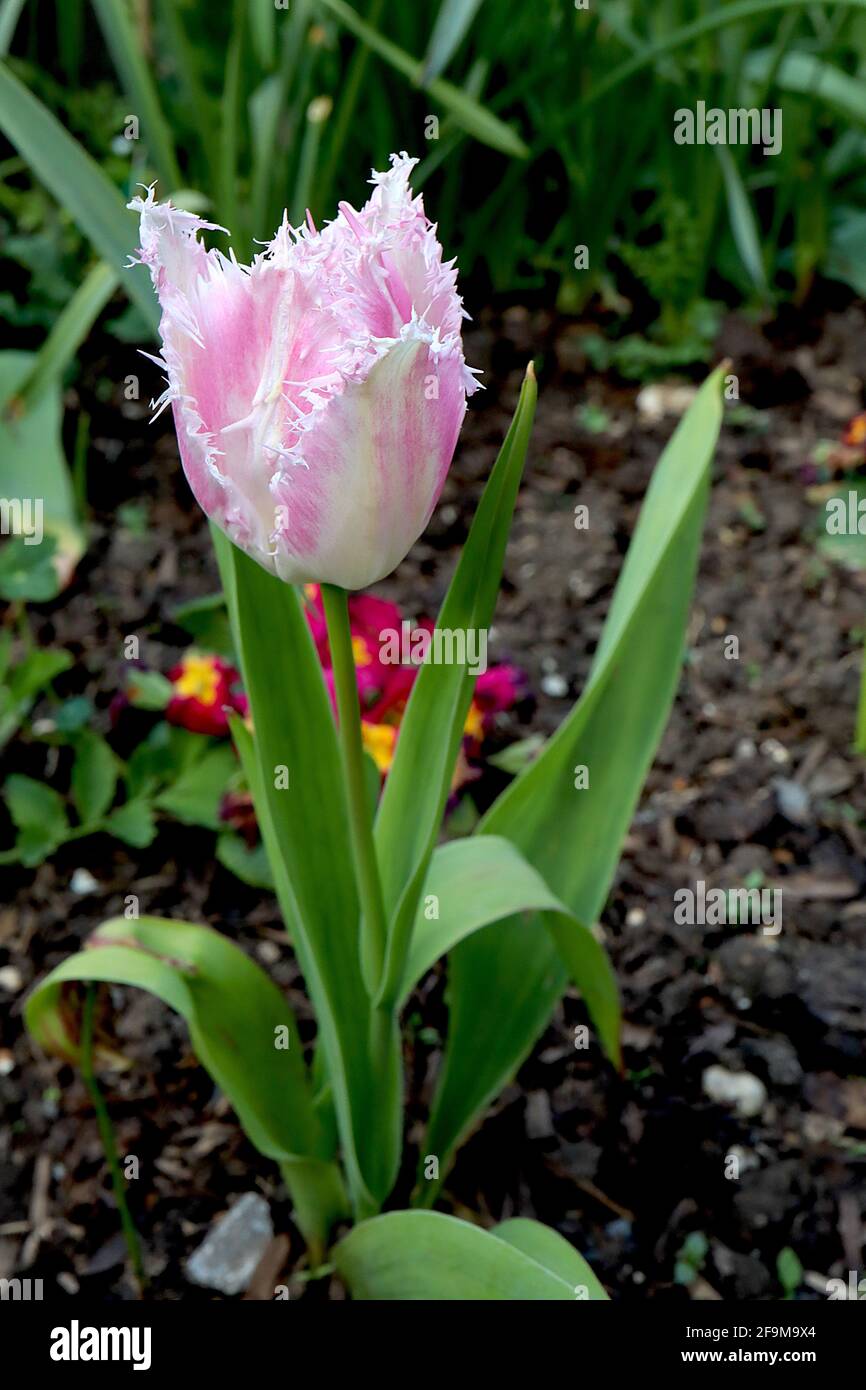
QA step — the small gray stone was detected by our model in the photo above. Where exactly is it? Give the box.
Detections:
[773,778,810,826]
[702,1065,767,1118]
[540,673,568,699]
[525,1089,554,1139]
[186,1193,273,1296]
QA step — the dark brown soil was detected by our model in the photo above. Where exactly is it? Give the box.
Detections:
[2,295,865,1300]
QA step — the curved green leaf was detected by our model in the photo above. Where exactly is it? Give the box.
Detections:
[400,835,618,1060]
[27,915,322,1161]
[492,1217,607,1299]
[424,367,726,1190]
[26,914,348,1250]
[334,1210,607,1300]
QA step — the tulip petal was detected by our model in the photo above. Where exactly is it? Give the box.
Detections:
[130,153,479,589]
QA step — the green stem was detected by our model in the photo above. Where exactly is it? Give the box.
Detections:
[320,584,389,999]
[80,986,145,1292]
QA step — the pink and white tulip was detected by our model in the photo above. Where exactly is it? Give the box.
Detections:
[129,154,479,590]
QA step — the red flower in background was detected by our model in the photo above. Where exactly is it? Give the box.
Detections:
[129,596,525,804]
[166,653,248,736]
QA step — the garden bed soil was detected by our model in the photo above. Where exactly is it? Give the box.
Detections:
[2,294,866,1299]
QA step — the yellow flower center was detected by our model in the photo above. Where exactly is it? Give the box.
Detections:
[463,702,484,741]
[352,636,373,667]
[174,655,221,706]
[361,721,396,774]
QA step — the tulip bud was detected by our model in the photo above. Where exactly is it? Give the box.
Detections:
[129,154,479,590]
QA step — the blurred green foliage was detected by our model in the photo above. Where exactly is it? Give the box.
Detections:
[0,0,865,347]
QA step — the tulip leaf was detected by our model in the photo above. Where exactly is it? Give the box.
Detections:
[492,1217,608,1298]
[225,548,402,1214]
[333,1210,607,1300]
[27,915,322,1158]
[424,367,726,1189]
[374,367,537,1008]
[26,914,348,1249]
[399,835,618,1058]
[0,61,158,331]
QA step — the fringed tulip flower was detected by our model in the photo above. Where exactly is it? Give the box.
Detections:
[130,154,479,590]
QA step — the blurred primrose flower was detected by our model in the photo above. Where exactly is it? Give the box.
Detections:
[166,652,248,737]
[129,153,479,591]
[161,587,528,840]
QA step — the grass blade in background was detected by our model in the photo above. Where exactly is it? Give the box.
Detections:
[318,0,528,157]
[420,0,484,84]
[0,62,159,330]
[8,260,119,413]
[0,0,25,56]
[716,146,768,297]
[91,0,182,190]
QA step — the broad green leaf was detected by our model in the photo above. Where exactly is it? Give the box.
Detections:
[825,208,866,299]
[0,62,158,330]
[487,732,545,774]
[227,549,401,1214]
[3,773,69,864]
[126,669,173,710]
[374,367,537,1008]
[318,0,527,158]
[154,743,236,830]
[0,539,63,602]
[216,830,274,889]
[26,915,347,1248]
[425,368,726,1187]
[0,646,72,748]
[171,593,234,659]
[71,730,118,825]
[91,0,181,190]
[399,836,618,1063]
[334,1210,606,1300]
[106,798,156,848]
[0,351,85,587]
[5,773,68,835]
[492,1218,607,1299]
[421,0,484,84]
